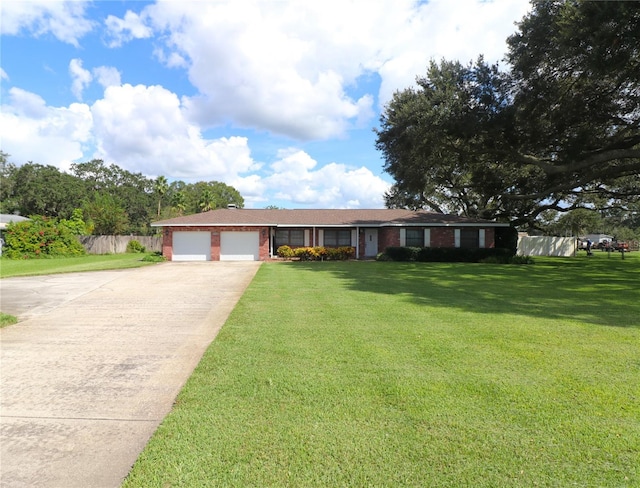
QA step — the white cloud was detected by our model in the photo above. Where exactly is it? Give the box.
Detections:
[92,66,121,89]
[91,83,257,180]
[87,82,389,208]
[135,1,389,140]
[0,88,93,170]
[4,88,49,119]
[2,82,389,209]
[2,78,388,206]
[69,60,122,99]
[1,0,531,209]
[113,0,529,140]
[0,0,93,46]
[247,148,390,209]
[375,0,532,106]
[69,59,92,100]
[104,10,152,48]
[153,47,187,69]
[0,68,8,81]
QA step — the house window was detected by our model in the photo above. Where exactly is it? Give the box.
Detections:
[405,228,424,247]
[324,229,351,247]
[276,229,304,247]
[460,229,479,248]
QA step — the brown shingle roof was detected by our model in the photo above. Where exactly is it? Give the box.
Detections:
[152,209,509,227]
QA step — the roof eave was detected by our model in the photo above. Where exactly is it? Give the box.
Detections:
[151,221,511,228]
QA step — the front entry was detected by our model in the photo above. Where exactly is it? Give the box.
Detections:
[364,229,378,257]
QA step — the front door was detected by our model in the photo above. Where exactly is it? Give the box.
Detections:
[364,229,378,257]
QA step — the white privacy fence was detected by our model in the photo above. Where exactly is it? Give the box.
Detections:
[517,236,577,257]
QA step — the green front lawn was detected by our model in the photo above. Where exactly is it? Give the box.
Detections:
[0,253,159,279]
[124,253,640,487]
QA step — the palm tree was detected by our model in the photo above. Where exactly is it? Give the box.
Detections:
[171,191,187,216]
[154,176,169,217]
[198,188,214,212]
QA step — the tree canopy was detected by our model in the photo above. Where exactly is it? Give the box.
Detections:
[376,0,640,229]
[0,153,245,235]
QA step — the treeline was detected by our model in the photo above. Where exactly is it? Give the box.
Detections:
[0,152,244,235]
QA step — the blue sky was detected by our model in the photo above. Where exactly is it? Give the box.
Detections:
[1,0,530,209]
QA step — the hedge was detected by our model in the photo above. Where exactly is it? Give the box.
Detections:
[277,246,355,261]
[381,246,515,263]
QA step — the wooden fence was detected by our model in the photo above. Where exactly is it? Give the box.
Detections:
[78,236,162,254]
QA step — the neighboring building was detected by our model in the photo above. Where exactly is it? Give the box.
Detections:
[0,214,31,256]
[582,234,614,244]
[0,214,30,230]
[151,208,511,262]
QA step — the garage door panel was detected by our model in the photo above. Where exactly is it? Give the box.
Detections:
[220,232,259,261]
[173,232,211,261]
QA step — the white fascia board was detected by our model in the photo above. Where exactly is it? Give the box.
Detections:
[381,222,511,228]
[150,222,276,227]
[275,224,358,228]
[151,221,511,228]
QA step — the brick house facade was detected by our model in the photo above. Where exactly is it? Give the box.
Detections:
[153,208,510,261]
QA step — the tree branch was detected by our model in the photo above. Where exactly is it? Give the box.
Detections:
[517,147,640,176]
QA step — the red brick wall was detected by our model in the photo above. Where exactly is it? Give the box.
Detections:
[430,228,496,248]
[333,227,497,258]
[161,225,498,260]
[376,227,496,253]
[161,227,177,261]
[485,228,496,248]
[379,228,400,251]
[430,228,455,247]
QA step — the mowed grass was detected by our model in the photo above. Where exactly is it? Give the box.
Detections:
[124,253,640,487]
[0,253,158,279]
[0,311,18,328]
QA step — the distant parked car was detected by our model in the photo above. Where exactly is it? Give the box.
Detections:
[613,241,629,252]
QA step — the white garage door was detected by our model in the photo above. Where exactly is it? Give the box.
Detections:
[220,231,260,261]
[172,231,211,261]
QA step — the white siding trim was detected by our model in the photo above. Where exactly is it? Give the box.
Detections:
[479,229,486,248]
[304,229,310,247]
[424,229,431,247]
[351,229,357,246]
[454,229,461,248]
[400,228,406,247]
[318,229,324,247]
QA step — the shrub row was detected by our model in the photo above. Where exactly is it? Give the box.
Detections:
[2,216,86,259]
[380,246,517,263]
[277,245,355,261]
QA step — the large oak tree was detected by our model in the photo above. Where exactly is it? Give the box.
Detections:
[376,0,640,228]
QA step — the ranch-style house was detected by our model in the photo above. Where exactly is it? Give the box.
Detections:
[151,208,511,261]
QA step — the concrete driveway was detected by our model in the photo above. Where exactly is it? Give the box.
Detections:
[0,262,261,488]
